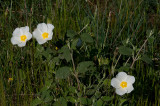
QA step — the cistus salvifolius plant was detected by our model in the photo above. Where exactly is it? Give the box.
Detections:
[11,26,32,47]
[111,72,135,95]
[33,23,54,44]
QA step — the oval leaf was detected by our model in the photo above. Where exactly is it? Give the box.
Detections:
[67,30,77,38]
[80,33,93,43]
[101,96,113,102]
[77,61,95,73]
[31,98,42,106]
[118,46,133,55]
[58,46,71,62]
[56,67,71,79]
[71,38,79,50]
[141,54,152,64]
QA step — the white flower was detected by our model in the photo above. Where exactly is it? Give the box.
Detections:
[11,26,32,47]
[33,23,54,44]
[111,72,135,96]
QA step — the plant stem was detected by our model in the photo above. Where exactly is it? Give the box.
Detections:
[112,54,121,75]
[125,57,130,66]
[103,11,111,48]
[78,24,89,35]
[114,54,121,69]
[130,39,148,68]
[67,43,81,91]
[24,0,28,25]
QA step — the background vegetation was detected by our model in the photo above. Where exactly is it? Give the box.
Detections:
[0,0,160,105]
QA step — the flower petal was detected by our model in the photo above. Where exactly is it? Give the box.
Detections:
[116,72,127,81]
[33,29,44,42]
[47,32,53,40]
[33,29,42,38]
[115,88,127,96]
[11,37,20,45]
[33,29,48,44]
[37,39,47,44]
[126,75,135,85]
[126,85,134,93]
[12,28,21,37]
[111,78,121,88]
[21,26,29,33]
[37,23,47,32]
[18,42,26,47]
[47,24,54,32]
[33,23,54,44]
[25,32,32,40]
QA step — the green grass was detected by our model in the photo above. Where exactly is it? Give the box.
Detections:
[0,0,160,105]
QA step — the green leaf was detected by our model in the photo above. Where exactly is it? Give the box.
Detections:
[96,99,103,106]
[148,36,154,44]
[95,91,101,99]
[103,79,111,86]
[86,89,95,96]
[122,38,130,45]
[118,46,133,55]
[41,90,51,100]
[46,48,53,54]
[77,61,95,73]
[71,38,79,50]
[31,98,42,106]
[101,96,113,102]
[44,95,53,102]
[68,86,76,93]
[118,66,130,72]
[51,57,60,65]
[80,97,88,105]
[40,86,48,92]
[55,67,71,79]
[19,69,26,81]
[42,51,51,61]
[98,57,109,66]
[45,79,53,88]
[58,46,71,62]
[119,98,127,106]
[53,97,67,106]
[80,33,93,43]
[35,45,44,58]
[47,18,52,24]
[77,92,82,97]
[146,30,154,37]
[67,30,77,38]
[141,54,152,64]
[36,44,44,52]
[49,61,55,72]
[66,96,76,103]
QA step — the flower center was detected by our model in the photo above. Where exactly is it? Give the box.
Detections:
[9,78,13,81]
[120,81,127,88]
[20,35,27,42]
[42,32,49,39]
[55,47,58,50]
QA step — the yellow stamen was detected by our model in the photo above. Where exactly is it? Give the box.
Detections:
[8,78,13,82]
[55,47,58,50]
[9,78,13,81]
[20,35,27,42]
[120,81,127,88]
[42,32,49,39]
